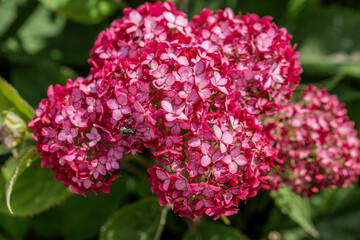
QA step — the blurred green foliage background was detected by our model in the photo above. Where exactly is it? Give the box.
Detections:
[1,0,360,239]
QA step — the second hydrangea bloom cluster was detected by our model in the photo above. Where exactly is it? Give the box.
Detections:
[263,85,360,197]
[28,1,360,219]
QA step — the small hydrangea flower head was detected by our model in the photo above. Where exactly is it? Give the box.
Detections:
[28,77,124,195]
[191,8,302,116]
[263,85,360,197]
[28,1,193,196]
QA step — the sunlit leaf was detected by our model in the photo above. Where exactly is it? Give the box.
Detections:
[270,186,320,238]
[0,148,72,216]
[0,77,34,123]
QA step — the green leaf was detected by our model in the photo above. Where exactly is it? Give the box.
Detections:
[32,175,130,240]
[39,0,118,24]
[0,0,21,34]
[100,197,166,240]
[5,148,38,214]
[182,222,249,240]
[314,188,360,240]
[0,77,34,123]
[0,213,30,239]
[270,186,320,238]
[10,62,75,107]
[300,54,360,79]
[290,7,360,78]
[0,147,72,216]
[0,4,66,59]
[0,145,10,156]
[281,228,309,240]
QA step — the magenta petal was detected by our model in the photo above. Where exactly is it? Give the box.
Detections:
[163,179,170,191]
[117,94,128,106]
[97,165,107,175]
[175,179,186,190]
[156,170,168,180]
[195,201,203,210]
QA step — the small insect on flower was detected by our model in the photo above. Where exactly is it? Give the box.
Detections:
[120,126,136,135]
[132,36,140,42]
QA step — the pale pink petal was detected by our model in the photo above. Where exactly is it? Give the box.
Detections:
[188,137,201,147]
[161,99,173,112]
[106,99,119,110]
[121,106,132,115]
[97,165,107,175]
[222,131,233,144]
[235,155,247,166]
[177,56,189,66]
[213,125,222,140]
[83,179,92,189]
[86,132,94,140]
[58,131,67,141]
[111,161,120,169]
[229,162,238,174]
[201,156,211,167]
[216,77,227,86]
[224,192,233,204]
[129,10,142,25]
[133,101,144,113]
[218,86,229,95]
[222,155,231,164]
[175,15,188,27]
[165,74,175,86]
[70,128,78,137]
[220,142,227,153]
[112,109,123,120]
[163,11,175,22]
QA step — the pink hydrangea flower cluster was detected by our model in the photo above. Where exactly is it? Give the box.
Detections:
[29,1,303,218]
[263,85,360,197]
[191,8,302,116]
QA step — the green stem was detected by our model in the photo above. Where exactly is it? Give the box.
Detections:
[154,204,171,240]
[220,214,231,225]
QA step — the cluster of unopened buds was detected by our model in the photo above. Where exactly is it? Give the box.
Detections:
[28,1,359,219]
